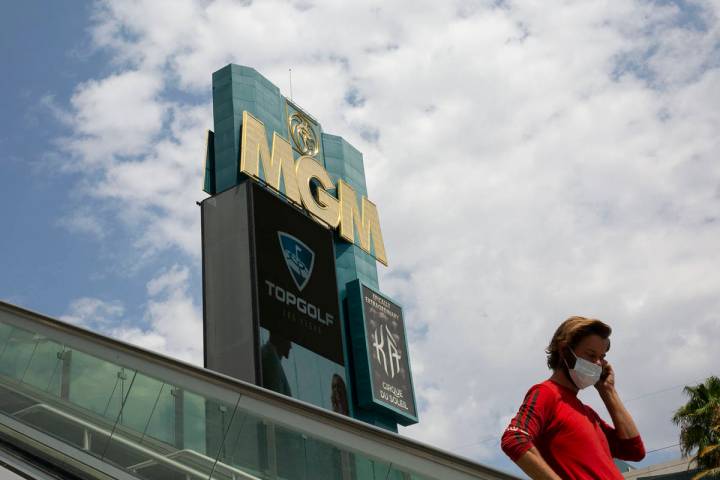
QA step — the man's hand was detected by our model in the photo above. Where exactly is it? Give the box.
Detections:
[595,360,615,393]
[515,447,563,480]
[595,361,641,439]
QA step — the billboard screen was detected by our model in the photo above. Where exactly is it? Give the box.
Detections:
[251,183,344,366]
[349,281,417,423]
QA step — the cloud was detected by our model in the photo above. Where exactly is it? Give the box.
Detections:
[56,72,209,259]
[61,297,125,330]
[141,265,203,364]
[56,208,107,239]
[62,265,203,365]
[62,70,167,166]
[50,0,720,472]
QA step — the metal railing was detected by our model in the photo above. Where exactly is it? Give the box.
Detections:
[12,403,259,480]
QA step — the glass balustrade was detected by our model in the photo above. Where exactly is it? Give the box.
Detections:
[0,302,516,480]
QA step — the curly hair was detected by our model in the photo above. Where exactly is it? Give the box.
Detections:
[546,316,611,370]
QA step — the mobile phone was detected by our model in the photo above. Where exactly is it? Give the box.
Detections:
[600,364,610,381]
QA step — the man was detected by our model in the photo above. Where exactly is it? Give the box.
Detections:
[261,331,292,396]
[501,316,645,479]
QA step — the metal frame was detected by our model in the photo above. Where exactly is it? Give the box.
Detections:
[0,414,134,480]
[12,404,259,480]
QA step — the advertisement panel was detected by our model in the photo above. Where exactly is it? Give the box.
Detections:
[252,182,344,366]
[347,281,418,425]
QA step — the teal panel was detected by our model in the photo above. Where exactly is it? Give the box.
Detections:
[211,64,288,194]
[322,134,369,198]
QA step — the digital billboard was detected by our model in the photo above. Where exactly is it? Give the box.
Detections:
[251,182,343,366]
[202,181,348,410]
[347,281,418,425]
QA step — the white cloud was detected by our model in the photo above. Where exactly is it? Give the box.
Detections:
[141,265,203,363]
[57,209,107,239]
[52,0,720,472]
[62,70,167,166]
[57,83,209,258]
[61,297,125,329]
[62,265,203,365]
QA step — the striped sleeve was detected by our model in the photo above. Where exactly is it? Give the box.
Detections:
[501,384,555,462]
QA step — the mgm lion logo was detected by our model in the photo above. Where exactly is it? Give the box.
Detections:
[288,112,319,157]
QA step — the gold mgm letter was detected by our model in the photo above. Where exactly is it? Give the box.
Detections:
[239,111,388,266]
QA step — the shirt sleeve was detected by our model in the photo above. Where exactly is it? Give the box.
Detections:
[501,384,556,462]
[595,412,646,461]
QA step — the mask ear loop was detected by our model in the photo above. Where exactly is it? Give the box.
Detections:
[561,346,579,389]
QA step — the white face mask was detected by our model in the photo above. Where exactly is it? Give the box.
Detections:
[565,349,602,389]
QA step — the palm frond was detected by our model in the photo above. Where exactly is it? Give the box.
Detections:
[691,466,720,480]
[676,376,720,462]
[699,445,720,458]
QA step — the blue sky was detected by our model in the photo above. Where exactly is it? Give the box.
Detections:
[1,1,203,334]
[2,0,720,477]
[2,1,115,312]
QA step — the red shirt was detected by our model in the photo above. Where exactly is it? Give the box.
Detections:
[501,380,645,479]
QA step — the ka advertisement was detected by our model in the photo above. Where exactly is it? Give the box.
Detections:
[347,281,418,424]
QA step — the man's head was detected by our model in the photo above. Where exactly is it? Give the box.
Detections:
[546,316,611,370]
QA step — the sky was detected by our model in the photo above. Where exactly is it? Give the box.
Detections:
[1,0,719,477]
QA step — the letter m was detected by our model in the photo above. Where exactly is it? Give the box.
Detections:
[338,180,388,266]
[239,111,300,204]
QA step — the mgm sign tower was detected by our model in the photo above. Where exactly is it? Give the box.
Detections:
[201,65,417,432]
